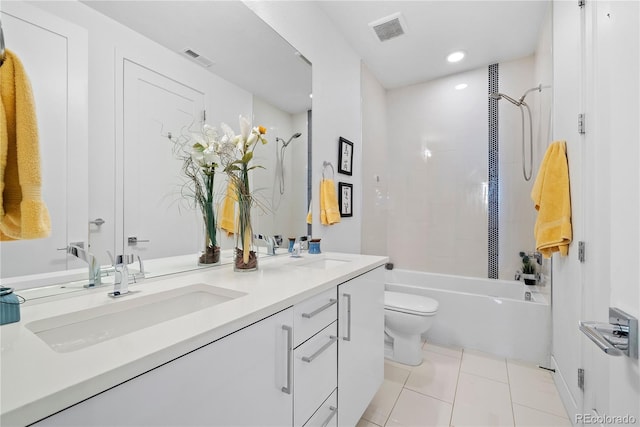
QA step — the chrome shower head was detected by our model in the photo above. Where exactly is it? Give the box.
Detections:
[489,92,522,106]
[280,132,302,147]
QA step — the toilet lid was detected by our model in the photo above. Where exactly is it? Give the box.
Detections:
[384,291,439,315]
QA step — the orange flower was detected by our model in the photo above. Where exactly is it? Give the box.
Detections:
[258,125,267,135]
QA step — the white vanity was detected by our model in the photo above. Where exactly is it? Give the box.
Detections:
[0,253,386,427]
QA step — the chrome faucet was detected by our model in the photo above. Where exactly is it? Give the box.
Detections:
[110,254,134,297]
[255,234,277,255]
[66,245,101,287]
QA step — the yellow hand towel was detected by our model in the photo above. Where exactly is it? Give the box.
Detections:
[306,199,312,225]
[320,179,341,225]
[531,140,572,258]
[0,49,51,241]
[219,180,236,237]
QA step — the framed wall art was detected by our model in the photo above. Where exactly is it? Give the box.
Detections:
[338,182,353,217]
[338,137,353,176]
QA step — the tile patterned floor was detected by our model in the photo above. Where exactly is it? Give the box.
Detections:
[358,343,570,427]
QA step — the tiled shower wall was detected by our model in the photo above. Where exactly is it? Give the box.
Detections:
[386,68,489,276]
[385,54,549,279]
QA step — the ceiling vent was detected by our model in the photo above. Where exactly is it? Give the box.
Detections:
[182,48,214,68]
[369,12,408,42]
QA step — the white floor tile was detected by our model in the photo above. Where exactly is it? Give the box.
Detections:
[507,360,554,388]
[404,349,462,403]
[423,342,464,360]
[357,418,382,427]
[461,349,508,383]
[451,372,514,427]
[510,379,568,419]
[386,388,453,427]
[362,364,411,426]
[513,404,571,426]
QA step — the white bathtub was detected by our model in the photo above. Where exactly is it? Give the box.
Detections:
[386,269,551,365]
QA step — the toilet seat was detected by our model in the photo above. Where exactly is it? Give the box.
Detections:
[384,291,439,316]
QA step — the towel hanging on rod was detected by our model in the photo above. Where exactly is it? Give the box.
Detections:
[322,161,334,180]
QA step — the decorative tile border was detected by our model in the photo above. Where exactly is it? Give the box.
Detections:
[488,64,499,279]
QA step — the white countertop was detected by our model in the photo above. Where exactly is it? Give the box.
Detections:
[0,252,387,426]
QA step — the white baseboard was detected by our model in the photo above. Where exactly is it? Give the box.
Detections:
[551,355,579,426]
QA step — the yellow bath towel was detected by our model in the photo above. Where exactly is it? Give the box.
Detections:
[0,49,51,241]
[531,140,572,258]
[320,179,340,225]
[219,180,236,236]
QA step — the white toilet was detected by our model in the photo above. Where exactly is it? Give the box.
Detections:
[384,291,439,366]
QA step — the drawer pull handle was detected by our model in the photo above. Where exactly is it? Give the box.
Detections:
[281,325,293,394]
[302,336,338,363]
[343,293,352,341]
[302,299,337,319]
[321,406,338,427]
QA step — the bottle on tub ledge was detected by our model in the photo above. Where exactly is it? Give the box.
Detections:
[520,254,538,286]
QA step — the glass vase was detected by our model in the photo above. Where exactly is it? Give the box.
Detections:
[234,197,257,272]
[199,223,220,266]
[234,202,258,271]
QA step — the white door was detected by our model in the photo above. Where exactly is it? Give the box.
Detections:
[337,267,384,427]
[580,0,640,421]
[0,3,87,279]
[122,60,205,261]
[551,1,585,419]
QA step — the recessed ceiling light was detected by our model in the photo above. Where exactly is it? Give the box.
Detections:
[447,51,465,63]
[455,83,468,90]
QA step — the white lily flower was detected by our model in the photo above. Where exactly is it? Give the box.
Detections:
[221,122,236,141]
[246,132,258,146]
[191,132,205,146]
[239,115,251,142]
[203,145,219,165]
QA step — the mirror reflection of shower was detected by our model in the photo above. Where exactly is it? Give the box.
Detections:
[489,83,550,181]
[273,132,302,209]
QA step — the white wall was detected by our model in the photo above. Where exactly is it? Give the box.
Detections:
[245,1,363,253]
[360,63,388,257]
[497,53,552,284]
[385,67,488,276]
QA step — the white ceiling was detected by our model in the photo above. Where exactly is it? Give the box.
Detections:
[317,1,550,89]
[80,1,549,112]
[81,1,313,114]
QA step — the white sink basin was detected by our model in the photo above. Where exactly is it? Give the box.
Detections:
[26,284,246,353]
[295,258,351,270]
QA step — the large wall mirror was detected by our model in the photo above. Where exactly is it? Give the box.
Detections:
[0,0,311,289]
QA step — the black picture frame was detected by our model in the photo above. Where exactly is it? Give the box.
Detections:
[338,182,353,217]
[338,137,353,176]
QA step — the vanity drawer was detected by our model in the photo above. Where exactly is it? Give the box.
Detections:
[294,288,337,347]
[294,321,338,427]
[303,388,337,427]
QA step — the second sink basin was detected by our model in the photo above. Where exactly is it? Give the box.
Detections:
[26,284,246,353]
[295,258,351,270]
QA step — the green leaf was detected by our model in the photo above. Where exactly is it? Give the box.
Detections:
[247,165,265,171]
[241,151,253,164]
[193,143,205,151]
